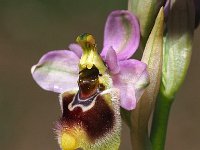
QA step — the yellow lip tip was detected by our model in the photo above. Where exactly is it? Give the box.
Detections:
[61,133,77,150]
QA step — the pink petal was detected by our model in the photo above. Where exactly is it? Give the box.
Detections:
[112,59,149,110]
[101,10,140,61]
[104,47,120,74]
[69,43,82,58]
[31,50,79,93]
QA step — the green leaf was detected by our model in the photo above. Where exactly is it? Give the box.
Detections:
[130,7,164,150]
[128,0,165,45]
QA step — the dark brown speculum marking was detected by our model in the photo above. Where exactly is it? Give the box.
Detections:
[60,93,115,142]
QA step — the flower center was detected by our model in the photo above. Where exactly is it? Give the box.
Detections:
[78,66,100,99]
[68,33,109,112]
[68,65,107,112]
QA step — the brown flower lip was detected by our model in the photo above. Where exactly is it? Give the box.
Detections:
[59,92,115,142]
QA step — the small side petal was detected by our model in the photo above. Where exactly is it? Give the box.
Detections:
[101,10,140,60]
[69,43,83,58]
[31,50,79,93]
[112,59,149,110]
[120,85,136,110]
[105,47,120,74]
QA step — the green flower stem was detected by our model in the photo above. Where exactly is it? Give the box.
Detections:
[150,91,173,150]
[150,1,195,149]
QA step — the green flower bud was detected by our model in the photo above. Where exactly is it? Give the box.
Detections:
[128,0,166,45]
[161,0,195,100]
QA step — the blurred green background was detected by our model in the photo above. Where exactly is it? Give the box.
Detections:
[0,0,200,149]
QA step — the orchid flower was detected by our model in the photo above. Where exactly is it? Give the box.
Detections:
[31,10,149,150]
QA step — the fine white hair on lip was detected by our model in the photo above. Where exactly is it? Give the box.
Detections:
[100,88,120,102]
[59,94,63,113]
